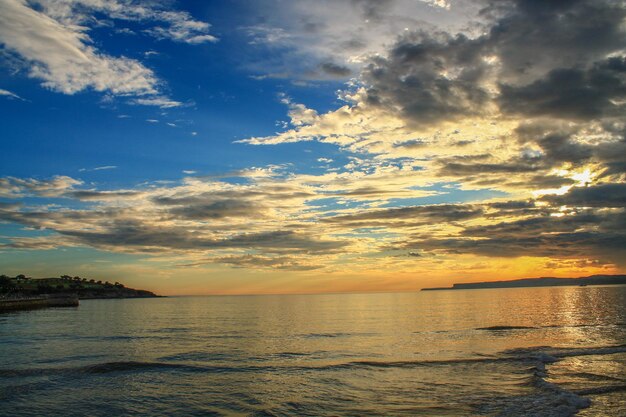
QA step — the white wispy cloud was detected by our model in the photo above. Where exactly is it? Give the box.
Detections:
[0,0,215,104]
[132,97,183,108]
[79,166,117,172]
[0,88,25,100]
[33,0,219,45]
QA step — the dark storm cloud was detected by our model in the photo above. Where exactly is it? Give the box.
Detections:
[59,225,347,255]
[204,254,323,271]
[486,200,542,217]
[514,122,591,161]
[541,184,626,208]
[435,151,574,188]
[484,0,626,81]
[167,199,263,220]
[0,196,347,256]
[319,62,351,77]
[402,209,626,263]
[0,205,116,229]
[393,139,426,149]
[0,198,346,254]
[439,160,539,176]
[412,231,625,261]
[595,138,626,177]
[150,187,315,220]
[362,31,490,126]
[0,201,21,210]
[461,174,576,190]
[68,190,143,200]
[323,204,484,227]
[350,0,394,21]
[462,212,607,237]
[488,200,535,210]
[152,187,314,206]
[499,57,626,120]
[357,0,625,126]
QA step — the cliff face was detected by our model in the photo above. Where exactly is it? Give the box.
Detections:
[422,275,626,291]
[451,275,626,290]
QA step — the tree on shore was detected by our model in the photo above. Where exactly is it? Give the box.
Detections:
[0,275,15,291]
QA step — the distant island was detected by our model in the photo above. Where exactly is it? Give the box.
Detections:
[421,274,626,291]
[0,274,158,299]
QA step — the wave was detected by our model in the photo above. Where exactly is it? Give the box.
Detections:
[83,361,190,374]
[475,345,626,416]
[0,361,247,378]
[575,384,626,395]
[476,323,626,331]
[501,344,626,359]
[2,345,624,416]
[476,325,537,331]
[3,344,624,378]
[297,332,375,339]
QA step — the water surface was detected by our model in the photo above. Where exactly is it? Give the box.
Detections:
[1,286,625,416]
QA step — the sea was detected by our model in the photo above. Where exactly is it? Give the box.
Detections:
[1,286,625,416]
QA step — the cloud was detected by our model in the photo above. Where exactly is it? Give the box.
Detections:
[78,165,117,172]
[241,0,626,202]
[323,204,484,227]
[178,254,324,271]
[1,0,625,276]
[57,224,346,255]
[0,0,214,103]
[403,209,626,266]
[0,88,25,100]
[319,62,352,77]
[0,175,82,198]
[541,184,626,208]
[280,95,319,127]
[360,30,494,127]
[0,0,159,96]
[131,97,183,108]
[34,0,218,45]
[499,57,626,120]
[241,0,481,80]
[67,190,142,201]
[164,199,265,221]
[0,158,624,272]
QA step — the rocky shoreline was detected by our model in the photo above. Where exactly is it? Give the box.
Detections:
[1,274,160,312]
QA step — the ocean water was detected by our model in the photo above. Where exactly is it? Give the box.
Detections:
[1,286,625,416]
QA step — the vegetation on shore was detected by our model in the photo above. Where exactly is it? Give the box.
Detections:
[0,274,158,299]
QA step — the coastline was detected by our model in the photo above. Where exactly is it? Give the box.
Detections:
[1,275,160,312]
[421,274,626,291]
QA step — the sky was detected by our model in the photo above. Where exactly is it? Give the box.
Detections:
[0,0,625,295]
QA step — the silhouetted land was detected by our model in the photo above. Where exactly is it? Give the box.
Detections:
[0,274,158,299]
[421,274,626,291]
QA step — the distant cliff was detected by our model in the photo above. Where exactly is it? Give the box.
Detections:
[0,275,158,299]
[421,274,626,291]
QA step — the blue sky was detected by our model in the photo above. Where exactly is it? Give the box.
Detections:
[1,0,625,294]
[0,1,343,184]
